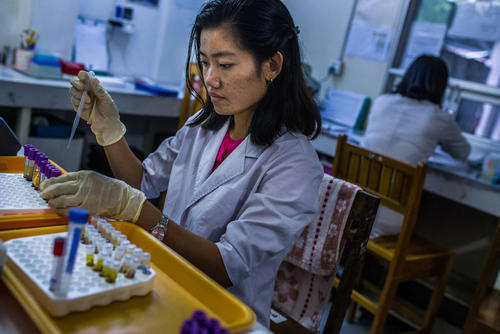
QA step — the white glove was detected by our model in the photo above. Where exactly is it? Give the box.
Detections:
[69,71,126,146]
[40,171,146,223]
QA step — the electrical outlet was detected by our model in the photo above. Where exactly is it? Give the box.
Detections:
[329,59,343,76]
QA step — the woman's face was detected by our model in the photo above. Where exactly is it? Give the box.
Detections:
[199,25,269,122]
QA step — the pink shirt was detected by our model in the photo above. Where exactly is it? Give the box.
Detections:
[212,131,245,172]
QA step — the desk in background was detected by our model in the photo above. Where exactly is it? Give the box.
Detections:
[313,132,500,217]
[0,65,181,144]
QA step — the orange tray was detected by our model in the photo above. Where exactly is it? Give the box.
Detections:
[0,156,67,230]
[0,222,256,334]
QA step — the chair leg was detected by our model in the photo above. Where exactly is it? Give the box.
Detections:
[346,300,358,323]
[370,278,400,334]
[419,256,454,333]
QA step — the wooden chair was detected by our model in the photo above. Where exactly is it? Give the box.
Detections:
[271,175,379,334]
[463,224,500,334]
[178,62,206,129]
[331,135,455,334]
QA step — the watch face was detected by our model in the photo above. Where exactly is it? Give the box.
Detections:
[151,226,165,241]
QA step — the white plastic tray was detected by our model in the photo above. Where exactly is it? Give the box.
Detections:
[5,232,156,317]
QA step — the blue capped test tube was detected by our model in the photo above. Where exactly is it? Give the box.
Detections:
[59,208,88,296]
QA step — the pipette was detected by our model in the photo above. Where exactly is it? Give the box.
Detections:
[67,71,95,149]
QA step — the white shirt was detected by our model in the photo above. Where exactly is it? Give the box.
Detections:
[361,94,470,237]
[141,117,323,326]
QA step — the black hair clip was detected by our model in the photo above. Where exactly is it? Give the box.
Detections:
[293,26,300,35]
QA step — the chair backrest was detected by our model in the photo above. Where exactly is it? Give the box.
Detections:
[272,174,379,333]
[331,135,427,260]
[324,190,379,333]
[178,62,206,129]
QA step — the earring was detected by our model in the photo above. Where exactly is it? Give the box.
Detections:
[266,78,273,85]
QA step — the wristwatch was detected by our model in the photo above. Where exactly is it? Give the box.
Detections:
[151,214,169,241]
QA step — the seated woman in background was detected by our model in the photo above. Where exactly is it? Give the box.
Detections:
[361,55,470,237]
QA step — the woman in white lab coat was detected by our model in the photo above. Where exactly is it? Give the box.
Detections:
[40,0,324,325]
[361,55,470,237]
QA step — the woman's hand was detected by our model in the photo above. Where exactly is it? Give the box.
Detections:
[69,71,126,146]
[40,171,146,222]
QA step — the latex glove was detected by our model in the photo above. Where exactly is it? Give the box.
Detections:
[40,171,146,223]
[69,71,126,146]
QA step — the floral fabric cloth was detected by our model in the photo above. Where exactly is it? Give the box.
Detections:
[273,174,359,331]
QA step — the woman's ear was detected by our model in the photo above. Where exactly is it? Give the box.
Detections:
[263,51,284,83]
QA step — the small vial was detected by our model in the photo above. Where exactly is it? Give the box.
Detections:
[117,234,127,247]
[39,161,51,185]
[125,257,140,279]
[25,147,38,181]
[94,252,105,272]
[111,231,121,248]
[140,252,151,274]
[126,244,136,255]
[101,256,112,277]
[121,240,131,251]
[106,260,120,283]
[103,243,113,257]
[114,246,125,262]
[90,216,99,227]
[85,244,94,267]
[120,254,133,273]
[96,237,106,254]
[133,247,143,260]
[97,218,107,233]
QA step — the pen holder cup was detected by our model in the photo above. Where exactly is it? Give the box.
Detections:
[14,49,35,71]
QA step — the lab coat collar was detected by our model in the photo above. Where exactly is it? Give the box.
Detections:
[189,120,265,208]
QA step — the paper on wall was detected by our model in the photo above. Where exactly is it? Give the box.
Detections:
[74,20,108,72]
[345,22,392,62]
[448,1,500,42]
[401,21,447,69]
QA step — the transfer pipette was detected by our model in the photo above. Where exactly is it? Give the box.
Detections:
[67,71,95,149]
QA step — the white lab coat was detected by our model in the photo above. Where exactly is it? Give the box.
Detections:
[141,117,323,326]
[361,94,471,237]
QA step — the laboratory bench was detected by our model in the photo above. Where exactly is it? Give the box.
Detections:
[0,64,181,145]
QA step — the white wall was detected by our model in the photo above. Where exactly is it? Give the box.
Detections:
[284,0,407,100]
[0,0,77,60]
[0,0,32,50]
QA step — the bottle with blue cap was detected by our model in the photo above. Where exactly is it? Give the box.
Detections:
[59,208,88,296]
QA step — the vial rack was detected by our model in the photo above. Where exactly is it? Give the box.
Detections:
[0,173,50,210]
[5,232,156,317]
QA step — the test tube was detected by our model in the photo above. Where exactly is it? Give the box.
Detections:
[117,234,127,247]
[50,167,61,179]
[49,237,65,293]
[140,252,151,274]
[23,145,33,179]
[32,152,48,189]
[26,147,38,181]
[59,208,88,296]
[85,243,94,267]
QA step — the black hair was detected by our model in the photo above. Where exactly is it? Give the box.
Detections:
[185,0,321,146]
[395,55,448,106]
